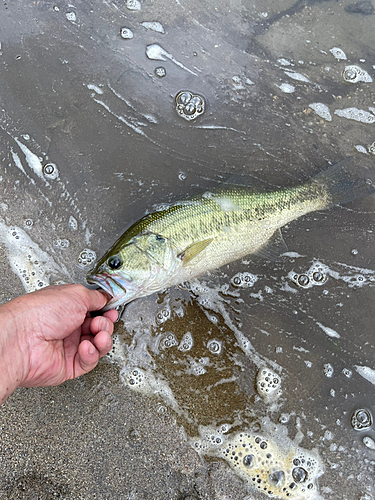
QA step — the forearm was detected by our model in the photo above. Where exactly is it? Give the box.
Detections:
[0,304,26,404]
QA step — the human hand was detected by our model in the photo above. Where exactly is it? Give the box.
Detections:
[0,284,118,401]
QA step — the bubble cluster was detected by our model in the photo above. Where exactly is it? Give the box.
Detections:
[156,307,171,325]
[175,91,205,121]
[178,332,193,352]
[189,357,209,376]
[342,65,372,83]
[231,272,258,288]
[53,238,70,249]
[334,107,375,124]
[207,339,222,355]
[196,426,322,499]
[368,142,375,155]
[2,224,63,292]
[126,0,141,10]
[363,436,375,450]
[289,262,328,289]
[154,66,166,78]
[160,333,178,349]
[351,408,373,431]
[122,368,145,387]
[119,27,133,39]
[43,162,59,179]
[323,363,334,378]
[68,216,78,231]
[66,11,77,23]
[77,248,96,268]
[256,368,282,402]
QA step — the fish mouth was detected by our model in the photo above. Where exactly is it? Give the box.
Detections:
[87,274,128,310]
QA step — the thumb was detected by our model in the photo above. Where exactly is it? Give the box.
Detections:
[83,288,109,312]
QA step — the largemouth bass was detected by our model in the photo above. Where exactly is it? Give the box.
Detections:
[87,159,374,310]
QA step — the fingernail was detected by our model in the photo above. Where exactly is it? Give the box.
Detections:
[101,318,110,331]
[88,344,96,355]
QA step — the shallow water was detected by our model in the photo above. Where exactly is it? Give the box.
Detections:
[0,1,374,499]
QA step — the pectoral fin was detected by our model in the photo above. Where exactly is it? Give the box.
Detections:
[179,238,213,266]
[254,229,288,261]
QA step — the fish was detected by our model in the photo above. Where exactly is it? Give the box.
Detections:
[87,158,374,310]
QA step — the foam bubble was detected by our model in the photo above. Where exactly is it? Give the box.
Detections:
[323,363,334,378]
[355,365,375,385]
[160,333,178,349]
[68,215,78,231]
[77,248,96,268]
[231,272,258,288]
[0,219,66,292]
[363,436,375,450]
[193,421,323,499]
[207,339,222,355]
[284,70,310,83]
[141,21,165,33]
[256,367,282,402]
[277,83,295,93]
[309,103,332,122]
[329,47,347,60]
[351,408,373,431]
[156,306,171,325]
[178,332,194,352]
[119,27,133,39]
[342,65,372,83]
[334,107,375,124]
[126,0,141,10]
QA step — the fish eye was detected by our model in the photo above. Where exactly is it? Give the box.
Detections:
[108,255,123,270]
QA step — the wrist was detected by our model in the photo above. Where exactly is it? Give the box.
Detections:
[0,302,28,403]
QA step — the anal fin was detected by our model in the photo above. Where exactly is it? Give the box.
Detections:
[254,229,288,261]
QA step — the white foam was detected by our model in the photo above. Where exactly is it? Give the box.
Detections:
[355,145,369,154]
[343,65,372,83]
[284,70,310,83]
[87,84,103,94]
[256,367,282,402]
[355,365,375,386]
[277,83,295,93]
[192,419,324,499]
[278,58,293,66]
[334,107,375,123]
[309,103,332,122]
[329,47,347,60]
[141,21,165,33]
[316,322,340,339]
[126,0,141,10]
[14,138,45,181]
[0,219,66,292]
[363,436,375,450]
[145,44,197,76]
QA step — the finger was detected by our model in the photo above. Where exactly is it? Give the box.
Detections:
[74,340,100,377]
[81,316,93,336]
[83,288,109,312]
[92,330,113,357]
[103,309,119,323]
[89,316,113,336]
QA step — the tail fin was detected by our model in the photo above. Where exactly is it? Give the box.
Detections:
[311,157,375,207]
